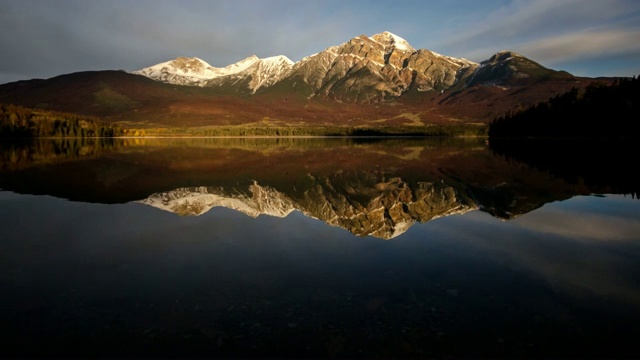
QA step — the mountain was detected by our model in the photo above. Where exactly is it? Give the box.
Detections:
[271,31,479,102]
[131,32,574,103]
[133,54,295,92]
[131,56,242,86]
[466,50,572,87]
[202,55,294,93]
[0,31,601,127]
[132,32,481,101]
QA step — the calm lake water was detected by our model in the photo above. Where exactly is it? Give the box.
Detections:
[1,137,639,358]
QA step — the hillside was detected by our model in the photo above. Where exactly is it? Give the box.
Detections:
[0,31,606,133]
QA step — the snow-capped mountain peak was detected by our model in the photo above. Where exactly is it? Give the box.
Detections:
[262,55,294,66]
[201,54,295,93]
[168,57,210,74]
[131,56,223,85]
[244,55,295,92]
[369,31,415,52]
[131,54,293,90]
[130,31,554,100]
[131,55,259,86]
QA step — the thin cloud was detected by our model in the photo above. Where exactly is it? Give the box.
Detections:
[517,29,640,66]
[433,0,640,60]
[1,0,640,83]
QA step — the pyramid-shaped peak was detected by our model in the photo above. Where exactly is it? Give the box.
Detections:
[369,31,415,52]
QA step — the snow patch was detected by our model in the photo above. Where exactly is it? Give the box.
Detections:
[132,54,296,90]
[369,31,415,52]
[428,50,477,67]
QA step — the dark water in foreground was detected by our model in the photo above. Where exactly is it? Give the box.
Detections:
[1,138,639,358]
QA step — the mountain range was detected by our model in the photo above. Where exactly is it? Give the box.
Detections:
[0,31,605,129]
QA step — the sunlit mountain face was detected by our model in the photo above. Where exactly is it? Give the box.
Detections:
[0,31,598,128]
[130,31,570,101]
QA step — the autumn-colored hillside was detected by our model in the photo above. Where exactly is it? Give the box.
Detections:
[0,70,606,135]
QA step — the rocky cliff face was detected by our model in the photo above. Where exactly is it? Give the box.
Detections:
[279,32,478,102]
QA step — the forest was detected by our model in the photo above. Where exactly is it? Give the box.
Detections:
[121,124,487,137]
[0,104,123,138]
[488,76,640,138]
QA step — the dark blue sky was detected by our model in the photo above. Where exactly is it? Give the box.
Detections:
[1,0,639,84]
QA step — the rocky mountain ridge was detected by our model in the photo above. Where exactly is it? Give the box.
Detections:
[131,31,563,102]
[0,31,594,127]
[132,55,295,91]
[203,55,295,93]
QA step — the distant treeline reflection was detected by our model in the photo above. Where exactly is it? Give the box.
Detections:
[0,137,486,172]
[0,138,124,172]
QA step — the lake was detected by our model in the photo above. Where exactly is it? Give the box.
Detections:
[1,137,639,358]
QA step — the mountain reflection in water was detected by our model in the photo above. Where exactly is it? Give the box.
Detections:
[3,137,636,239]
[1,137,639,357]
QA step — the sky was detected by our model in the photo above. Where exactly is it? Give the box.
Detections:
[1,0,639,84]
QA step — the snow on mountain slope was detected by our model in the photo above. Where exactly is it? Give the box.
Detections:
[219,55,260,75]
[131,57,220,86]
[369,31,415,52]
[203,55,295,92]
[132,54,294,91]
[133,31,560,100]
[131,55,261,87]
[246,55,295,91]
